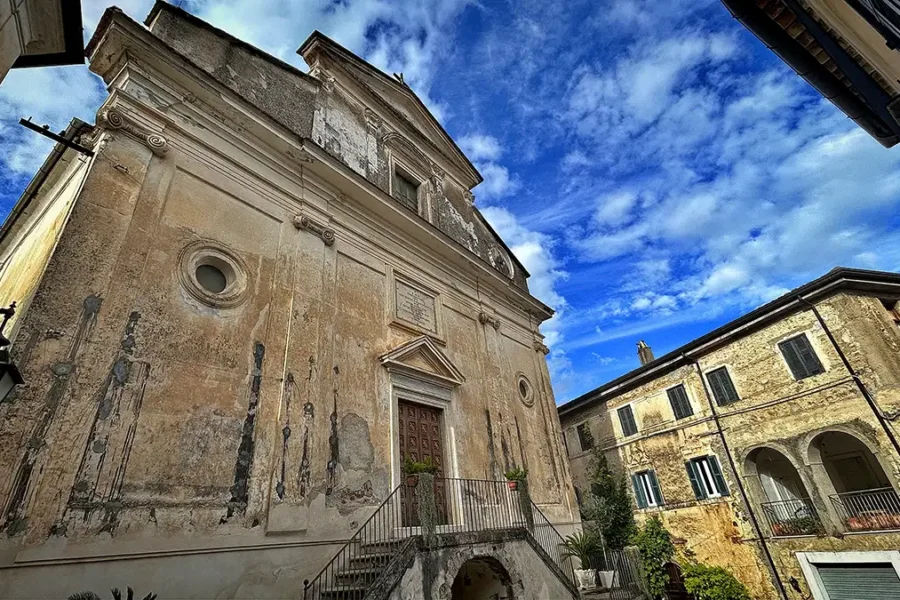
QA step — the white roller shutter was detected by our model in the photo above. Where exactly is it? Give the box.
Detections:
[816,563,900,599]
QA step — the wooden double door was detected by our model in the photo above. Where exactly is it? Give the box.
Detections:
[398,400,449,526]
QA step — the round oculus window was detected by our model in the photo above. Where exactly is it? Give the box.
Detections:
[196,264,227,293]
[179,240,249,308]
[517,374,534,406]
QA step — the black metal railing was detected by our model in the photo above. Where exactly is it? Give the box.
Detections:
[303,484,414,600]
[587,547,645,599]
[303,478,577,598]
[528,501,577,588]
[761,498,824,537]
[831,487,900,532]
[438,477,523,532]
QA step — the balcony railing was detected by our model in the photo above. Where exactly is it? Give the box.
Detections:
[831,487,900,532]
[761,498,824,537]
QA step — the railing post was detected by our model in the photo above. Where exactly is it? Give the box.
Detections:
[417,472,438,547]
[517,479,534,532]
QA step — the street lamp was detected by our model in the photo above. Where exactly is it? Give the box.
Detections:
[0,302,24,402]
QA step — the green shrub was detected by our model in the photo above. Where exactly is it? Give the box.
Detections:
[581,450,635,549]
[683,563,751,600]
[631,517,674,599]
[504,466,528,481]
[561,530,602,567]
[403,456,437,475]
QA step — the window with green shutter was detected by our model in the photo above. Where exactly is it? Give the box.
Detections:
[632,469,664,508]
[392,171,419,212]
[667,384,693,420]
[707,367,740,406]
[618,405,637,437]
[778,334,824,380]
[686,456,729,500]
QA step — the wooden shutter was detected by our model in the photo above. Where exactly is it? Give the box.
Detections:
[816,563,900,599]
[780,335,823,379]
[648,470,664,506]
[667,385,693,420]
[708,456,729,496]
[619,405,637,436]
[708,367,739,406]
[632,474,648,509]
[795,335,824,375]
[686,460,706,500]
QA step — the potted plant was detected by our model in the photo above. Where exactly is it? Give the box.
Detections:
[504,467,527,490]
[403,456,437,486]
[561,530,602,590]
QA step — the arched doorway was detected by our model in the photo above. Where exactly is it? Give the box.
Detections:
[810,430,900,532]
[450,557,515,600]
[746,447,823,536]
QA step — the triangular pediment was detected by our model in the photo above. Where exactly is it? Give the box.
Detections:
[380,336,464,387]
[298,32,481,187]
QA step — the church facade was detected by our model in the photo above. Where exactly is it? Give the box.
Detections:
[0,3,577,598]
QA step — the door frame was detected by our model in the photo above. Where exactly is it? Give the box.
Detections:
[389,371,459,490]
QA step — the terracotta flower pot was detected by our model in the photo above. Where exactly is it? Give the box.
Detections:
[507,480,518,491]
[407,475,418,487]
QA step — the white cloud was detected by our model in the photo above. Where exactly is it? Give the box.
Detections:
[594,191,638,227]
[459,133,503,161]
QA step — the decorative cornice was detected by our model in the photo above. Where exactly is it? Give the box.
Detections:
[478,312,501,330]
[293,214,335,246]
[533,341,550,355]
[100,108,168,157]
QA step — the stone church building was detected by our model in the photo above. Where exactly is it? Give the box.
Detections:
[0,3,578,598]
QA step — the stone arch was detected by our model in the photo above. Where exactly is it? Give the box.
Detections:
[450,555,515,600]
[805,427,900,532]
[803,423,897,487]
[742,445,826,536]
[435,546,524,600]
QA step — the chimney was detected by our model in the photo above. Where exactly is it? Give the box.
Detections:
[637,340,654,365]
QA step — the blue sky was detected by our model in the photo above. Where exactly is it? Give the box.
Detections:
[2,0,900,403]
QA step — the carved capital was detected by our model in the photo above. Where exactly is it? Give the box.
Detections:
[533,341,550,355]
[478,312,501,330]
[464,190,475,204]
[100,108,168,157]
[293,215,335,246]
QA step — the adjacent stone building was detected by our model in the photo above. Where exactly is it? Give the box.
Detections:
[0,3,578,598]
[559,268,900,600]
[721,0,900,147]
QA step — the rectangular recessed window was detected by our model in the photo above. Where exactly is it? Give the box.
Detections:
[707,367,740,406]
[632,469,664,508]
[686,456,729,500]
[392,171,419,212]
[779,334,824,380]
[576,422,594,451]
[618,405,637,437]
[667,384,693,420]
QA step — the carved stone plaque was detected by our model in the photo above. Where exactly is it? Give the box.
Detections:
[395,279,437,333]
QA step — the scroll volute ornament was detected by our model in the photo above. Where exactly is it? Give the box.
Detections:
[100,108,169,157]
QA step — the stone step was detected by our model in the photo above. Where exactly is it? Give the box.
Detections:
[335,566,380,580]
[319,583,367,599]
[349,550,394,566]
[358,538,405,552]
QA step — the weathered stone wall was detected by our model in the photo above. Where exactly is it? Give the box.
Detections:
[147,2,528,290]
[0,6,576,598]
[561,292,900,600]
